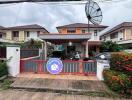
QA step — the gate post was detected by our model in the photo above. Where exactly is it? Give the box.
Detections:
[96,60,110,80]
[6,45,20,77]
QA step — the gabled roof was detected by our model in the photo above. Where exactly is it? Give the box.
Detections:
[57,23,108,29]
[0,26,5,29]
[101,22,132,36]
[0,26,5,33]
[6,24,49,33]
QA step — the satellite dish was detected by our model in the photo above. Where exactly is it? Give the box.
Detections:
[85,0,103,31]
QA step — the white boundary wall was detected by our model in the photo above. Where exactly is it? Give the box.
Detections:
[96,60,110,80]
[6,46,20,77]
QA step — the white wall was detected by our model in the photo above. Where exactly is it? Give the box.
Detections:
[26,31,38,40]
[118,31,124,41]
[82,28,102,41]
[6,46,20,77]
[29,31,38,38]
[96,60,110,80]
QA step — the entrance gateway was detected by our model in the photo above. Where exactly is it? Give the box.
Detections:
[46,58,63,74]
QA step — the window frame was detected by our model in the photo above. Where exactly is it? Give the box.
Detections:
[67,28,76,33]
[26,31,30,37]
[12,31,19,37]
[94,30,98,36]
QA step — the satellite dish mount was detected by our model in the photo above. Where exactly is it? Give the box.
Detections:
[85,0,103,33]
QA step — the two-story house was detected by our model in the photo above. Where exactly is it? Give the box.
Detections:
[57,23,107,54]
[0,24,49,42]
[0,26,6,39]
[39,23,107,59]
[100,22,132,49]
[57,23,107,41]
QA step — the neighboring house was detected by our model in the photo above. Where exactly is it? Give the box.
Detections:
[39,23,107,59]
[100,22,132,48]
[0,24,49,42]
[0,26,6,39]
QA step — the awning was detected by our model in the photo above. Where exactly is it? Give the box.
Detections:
[39,34,91,44]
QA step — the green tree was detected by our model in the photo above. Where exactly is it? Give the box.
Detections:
[101,41,123,52]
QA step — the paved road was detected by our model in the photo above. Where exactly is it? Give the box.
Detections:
[0,90,130,100]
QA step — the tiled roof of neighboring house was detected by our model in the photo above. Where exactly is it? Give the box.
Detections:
[0,26,5,33]
[0,26,5,29]
[6,24,49,33]
[57,23,108,29]
[101,22,132,36]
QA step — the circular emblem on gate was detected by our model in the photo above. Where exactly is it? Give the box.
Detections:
[46,58,63,74]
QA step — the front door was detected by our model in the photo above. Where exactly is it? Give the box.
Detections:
[67,46,76,59]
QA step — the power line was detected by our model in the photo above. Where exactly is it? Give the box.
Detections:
[0,0,122,5]
[13,3,24,25]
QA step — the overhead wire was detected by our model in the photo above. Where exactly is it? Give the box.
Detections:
[13,3,24,26]
[0,0,124,27]
[0,0,124,6]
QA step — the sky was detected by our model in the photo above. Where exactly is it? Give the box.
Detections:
[0,0,132,33]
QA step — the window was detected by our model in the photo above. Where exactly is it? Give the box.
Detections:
[37,31,40,36]
[12,31,19,37]
[67,29,76,33]
[26,31,30,37]
[82,30,86,33]
[94,30,98,36]
[110,33,118,39]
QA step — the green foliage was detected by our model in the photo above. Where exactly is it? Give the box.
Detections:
[20,39,42,49]
[0,79,12,90]
[103,70,132,96]
[0,62,8,77]
[110,52,132,74]
[101,41,122,52]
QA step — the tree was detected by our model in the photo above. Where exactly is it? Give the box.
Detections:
[100,41,123,52]
[20,39,42,49]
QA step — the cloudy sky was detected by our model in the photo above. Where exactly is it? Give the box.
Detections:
[0,0,132,32]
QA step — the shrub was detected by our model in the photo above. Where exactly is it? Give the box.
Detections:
[0,62,8,77]
[110,52,132,74]
[100,41,123,52]
[103,70,132,96]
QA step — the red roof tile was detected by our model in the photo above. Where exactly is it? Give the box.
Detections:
[57,23,108,29]
[6,24,49,33]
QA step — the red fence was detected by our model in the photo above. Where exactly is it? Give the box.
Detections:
[20,49,39,58]
[20,58,97,75]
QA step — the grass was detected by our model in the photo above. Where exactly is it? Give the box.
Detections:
[0,79,12,90]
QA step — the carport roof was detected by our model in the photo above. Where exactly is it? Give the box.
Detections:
[39,33,91,40]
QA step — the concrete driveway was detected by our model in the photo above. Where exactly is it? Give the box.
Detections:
[0,90,130,100]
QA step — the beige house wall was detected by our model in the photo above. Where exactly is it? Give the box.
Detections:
[125,28,132,40]
[19,31,25,41]
[6,31,12,40]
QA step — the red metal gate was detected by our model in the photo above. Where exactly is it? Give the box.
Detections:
[20,58,97,75]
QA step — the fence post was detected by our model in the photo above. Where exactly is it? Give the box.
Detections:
[20,59,24,73]
[38,62,43,74]
[79,60,83,74]
[96,61,103,80]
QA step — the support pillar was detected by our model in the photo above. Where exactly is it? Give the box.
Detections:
[44,41,47,60]
[96,46,100,53]
[41,42,44,60]
[85,40,89,58]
